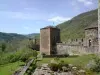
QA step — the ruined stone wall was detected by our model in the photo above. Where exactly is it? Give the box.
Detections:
[85,28,98,47]
[64,39,84,46]
[57,43,99,55]
[99,0,100,53]
[40,28,50,55]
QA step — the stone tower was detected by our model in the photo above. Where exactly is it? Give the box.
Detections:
[84,22,98,47]
[40,26,60,55]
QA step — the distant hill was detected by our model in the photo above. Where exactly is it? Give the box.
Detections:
[57,9,98,42]
[0,32,28,52]
[26,33,40,39]
[0,32,27,42]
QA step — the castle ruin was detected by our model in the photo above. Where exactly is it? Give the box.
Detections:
[40,22,98,55]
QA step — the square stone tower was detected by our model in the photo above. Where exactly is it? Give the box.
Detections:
[40,26,60,55]
[84,22,98,47]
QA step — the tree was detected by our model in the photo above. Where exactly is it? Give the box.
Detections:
[27,38,39,50]
[1,43,6,52]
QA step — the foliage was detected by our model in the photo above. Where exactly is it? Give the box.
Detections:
[1,42,6,52]
[48,63,59,71]
[0,48,37,65]
[0,61,25,75]
[90,56,100,72]
[48,58,69,71]
[25,59,37,75]
[27,38,39,51]
[42,53,46,56]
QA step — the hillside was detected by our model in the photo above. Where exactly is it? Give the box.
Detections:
[26,33,40,39]
[57,9,98,42]
[0,32,27,42]
[0,32,40,52]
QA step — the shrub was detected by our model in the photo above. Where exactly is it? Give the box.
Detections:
[90,57,100,72]
[58,61,69,71]
[48,63,59,71]
[0,48,38,65]
[48,59,69,72]
[42,53,46,56]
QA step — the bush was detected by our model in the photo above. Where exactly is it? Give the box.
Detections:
[58,61,69,71]
[43,55,69,58]
[48,63,59,71]
[48,62,69,72]
[48,58,69,72]
[25,60,37,75]
[90,56,100,72]
[0,48,38,65]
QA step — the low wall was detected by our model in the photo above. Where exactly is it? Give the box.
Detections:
[56,43,98,55]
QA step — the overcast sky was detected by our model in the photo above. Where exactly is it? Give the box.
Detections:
[0,0,98,34]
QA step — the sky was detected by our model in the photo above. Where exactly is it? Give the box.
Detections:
[0,0,98,34]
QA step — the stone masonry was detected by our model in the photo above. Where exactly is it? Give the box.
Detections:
[40,26,60,55]
[40,22,98,55]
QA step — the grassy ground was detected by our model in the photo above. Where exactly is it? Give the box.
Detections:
[0,61,25,75]
[38,54,95,67]
[38,54,100,75]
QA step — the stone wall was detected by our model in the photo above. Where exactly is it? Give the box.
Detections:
[57,43,99,55]
[40,28,51,55]
[85,28,98,47]
[98,0,100,53]
[40,27,60,55]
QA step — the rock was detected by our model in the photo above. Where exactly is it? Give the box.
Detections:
[72,66,77,70]
[62,66,68,72]
[69,64,73,67]
[78,69,86,75]
[33,63,73,75]
[54,72,58,75]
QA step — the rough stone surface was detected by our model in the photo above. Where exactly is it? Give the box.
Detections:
[57,43,98,55]
[40,26,60,55]
[33,64,73,75]
[98,0,100,53]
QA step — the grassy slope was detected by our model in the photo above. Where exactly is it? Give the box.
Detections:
[0,61,24,75]
[38,55,95,67]
[57,9,98,42]
[38,55,100,75]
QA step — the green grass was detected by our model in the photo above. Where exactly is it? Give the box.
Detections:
[38,54,100,75]
[0,61,25,75]
[38,54,96,67]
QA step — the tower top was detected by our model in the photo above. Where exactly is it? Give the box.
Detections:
[40,25,59,30]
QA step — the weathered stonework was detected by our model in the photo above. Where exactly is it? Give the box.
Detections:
[84,22,98,47]
[40,26,60,55]
[57,43,98,55]
[98,0,100,53]
[56,22,98,55]
[40,22,98,55]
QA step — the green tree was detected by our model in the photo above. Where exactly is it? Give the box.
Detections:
[1,43,6,52]
[27,38,37,50]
